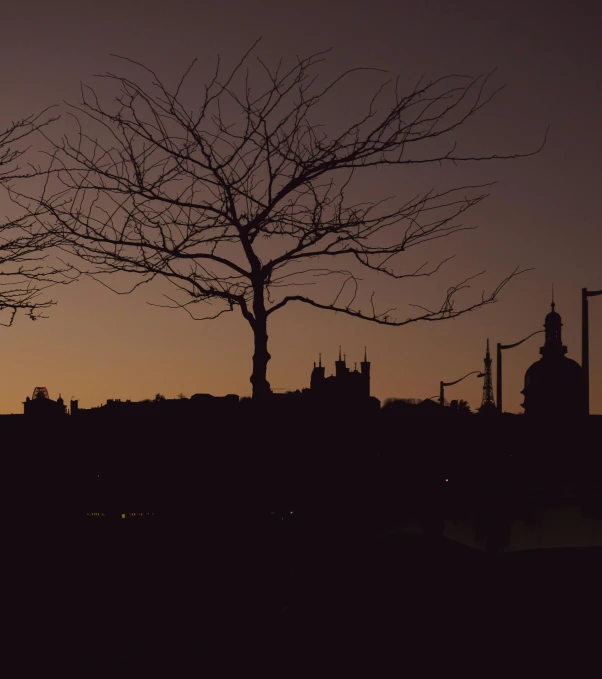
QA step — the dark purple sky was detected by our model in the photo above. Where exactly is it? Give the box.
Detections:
[1,0,600,413]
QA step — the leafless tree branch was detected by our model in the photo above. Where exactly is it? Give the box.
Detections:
[0,111,75,324]
[16,45,542,395]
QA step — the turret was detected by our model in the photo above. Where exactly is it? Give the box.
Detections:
[360,346,371,397]
[335,345,347,377]
[360,346,370,376]
[540,301,567,357]
[521,299,583,416]
[310,353,326,390]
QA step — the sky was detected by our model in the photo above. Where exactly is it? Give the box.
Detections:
[0,0,600,414]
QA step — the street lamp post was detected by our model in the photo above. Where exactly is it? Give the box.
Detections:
[439,371,484,407]
[496,330,544,413]
[582,287,602,415]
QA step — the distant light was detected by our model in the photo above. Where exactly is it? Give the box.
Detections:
[445,478,449,483]
[121,513,126,519]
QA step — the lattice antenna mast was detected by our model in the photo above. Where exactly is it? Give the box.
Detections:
[481,339,496,408]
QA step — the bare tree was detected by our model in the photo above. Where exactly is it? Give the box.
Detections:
[0,111,72,325]
[26,44,542,398]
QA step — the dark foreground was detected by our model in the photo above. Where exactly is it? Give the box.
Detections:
[10,518,602,675]
[6,415,602,673]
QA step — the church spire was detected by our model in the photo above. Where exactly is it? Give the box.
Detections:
[364,346,368,362]
[335,345,346,377]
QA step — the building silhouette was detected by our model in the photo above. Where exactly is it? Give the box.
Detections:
[17,314,594,420]
[309,347,371,401]
[71,392,239,417]
[23,386,67,416]
[521,301,584,416]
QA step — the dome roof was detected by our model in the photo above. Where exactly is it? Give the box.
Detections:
[522,299,583,415]
[545,311,561,326]
[544,301,562,327]
[524,355,582,390]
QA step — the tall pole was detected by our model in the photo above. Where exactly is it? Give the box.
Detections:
[496,330,544,414]
[496,342,502,413]
[583,288,589,415]
[582,288,602,415]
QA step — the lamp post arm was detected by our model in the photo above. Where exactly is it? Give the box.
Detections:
[497,329,544,413]
[440,370,483,407]
[499,330,544,351]
[442,370,483,388]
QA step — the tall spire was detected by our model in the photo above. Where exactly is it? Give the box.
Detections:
[319,352,322,367]
[480,337,495,410]
[339,345,342,361]
[364,346,368,362]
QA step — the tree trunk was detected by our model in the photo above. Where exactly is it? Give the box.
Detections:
[250,284,272,400]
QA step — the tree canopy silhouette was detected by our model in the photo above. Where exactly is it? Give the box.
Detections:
[27,43,541,398]
[0,112,71,325]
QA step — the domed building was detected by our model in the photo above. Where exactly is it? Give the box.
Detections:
[23,386,67,416]
[521,302,584,416]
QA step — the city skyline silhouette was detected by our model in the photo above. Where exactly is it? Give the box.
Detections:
[9,294,599,417]
[0,1,600,416]
[2,3,602,672]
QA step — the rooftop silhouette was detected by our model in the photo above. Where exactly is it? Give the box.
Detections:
[521,301,584,416]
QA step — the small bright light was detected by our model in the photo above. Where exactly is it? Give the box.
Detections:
[445,478,449,483]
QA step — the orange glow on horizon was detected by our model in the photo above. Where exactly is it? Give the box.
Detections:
[0,4,600,416]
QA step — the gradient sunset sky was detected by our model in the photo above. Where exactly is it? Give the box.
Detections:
[0,0,600,414]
